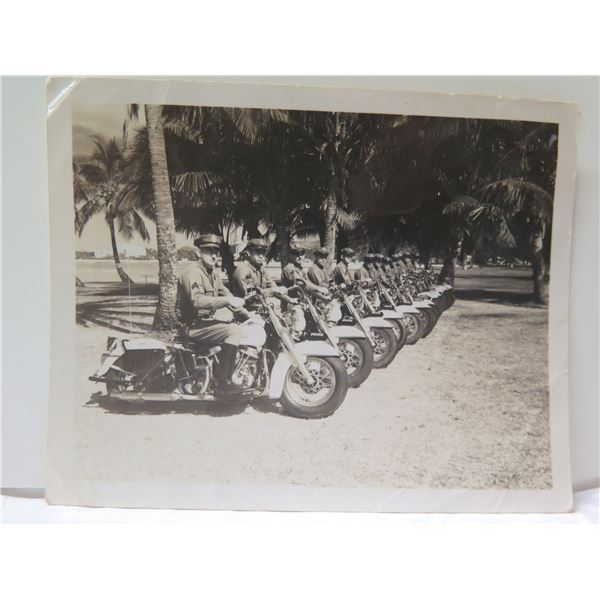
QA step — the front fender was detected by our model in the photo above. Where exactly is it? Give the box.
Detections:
[413,300,435,308]
[379,309,405,320]
[267,342,339,399]
[268,352,293,400]
[393,305,421,314]
[363,316,395,329]
[329,325,366,339]
[293,340,340,357]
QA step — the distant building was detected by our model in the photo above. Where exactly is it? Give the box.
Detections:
[94,249,112,259]
[75,251,94,259]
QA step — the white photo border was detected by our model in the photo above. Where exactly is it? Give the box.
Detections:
[46,77,578,512]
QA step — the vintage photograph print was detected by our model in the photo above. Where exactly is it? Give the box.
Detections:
[46,80,577,511]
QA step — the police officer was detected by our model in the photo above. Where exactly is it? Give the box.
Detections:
[402,252,414,271]
[231,238,297,306]
[354,253,374,282]
[332,247,355,285]
[371,254,387,280]
[307,247,331,287]
[393,252,408,275]
[282,245,329,300]
[176,234,253,393]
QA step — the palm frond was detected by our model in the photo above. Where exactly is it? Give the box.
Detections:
[74,199,102,235]
[171,170,227,200]
[335,207,362,231]
[131,209,150,242]
[442,194,480,219]
[480,178,553,219]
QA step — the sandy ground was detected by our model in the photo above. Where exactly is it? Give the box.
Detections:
[74,268,551,490]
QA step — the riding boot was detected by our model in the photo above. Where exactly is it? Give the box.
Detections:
[215,343,247,394]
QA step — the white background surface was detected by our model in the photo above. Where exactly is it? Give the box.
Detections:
[1,76,598,500]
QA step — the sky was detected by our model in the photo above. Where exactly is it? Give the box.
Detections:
[73,104,192,254]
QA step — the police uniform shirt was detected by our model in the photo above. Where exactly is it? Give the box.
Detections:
[176,262,230,325]
[354,265,370,281]
[231,260,274,298]
[307,262,330,286]
[332,261,352,285]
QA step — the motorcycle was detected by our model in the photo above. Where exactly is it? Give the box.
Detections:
[292,285,374,388]
[329,281,398,369]
[89,286,349,420]
[353,280,408,351]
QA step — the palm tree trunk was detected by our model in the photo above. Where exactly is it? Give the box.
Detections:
[275,219,291,272]
[109,219,133,283]
[220,241,236,283]
[145,104,178,332]
[323,187,338,268]
[438,246,457,286]
[531,231,548,305]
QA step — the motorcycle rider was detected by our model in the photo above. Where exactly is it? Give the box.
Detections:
[282,245,330,300]
[307,247,331,287]
[231,238,297,307]
[176,234,263,393]
[392,252,407,276]
[332,247,356,285]
[354,253,373,282]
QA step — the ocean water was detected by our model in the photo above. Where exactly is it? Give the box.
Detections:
[76,259,288,284]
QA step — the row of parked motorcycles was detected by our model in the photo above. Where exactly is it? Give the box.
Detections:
[90,266,454,419]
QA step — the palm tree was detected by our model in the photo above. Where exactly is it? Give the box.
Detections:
[141,104,179,331]
[73,137,150,284]
[480,179,553,303]
[294,111,396,267]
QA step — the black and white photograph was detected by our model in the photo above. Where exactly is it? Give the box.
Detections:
[44,79,578,511]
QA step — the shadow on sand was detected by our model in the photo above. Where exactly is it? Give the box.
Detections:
[77,283,157,333]
[86,392,285,418]
[454,288,541,307]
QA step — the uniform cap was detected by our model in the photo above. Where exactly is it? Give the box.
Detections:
[314,247,329,258]
[341,247,355,257]
[194,234,223,249]
[363,253,376,262]
[290,244,306,255]
[245,238,269,252]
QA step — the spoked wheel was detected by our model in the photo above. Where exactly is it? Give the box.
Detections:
[337,337,374,388]
[386,318,407,353]
[370,327,397,369]
[280,356,348,419]
[403,313,424,345]
[420,307,438,338]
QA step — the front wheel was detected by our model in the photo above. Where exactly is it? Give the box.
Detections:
[403,313,424,345]
[370,327,398,369]
[280,356,348,419]
[337,337,374,388]
[386,318,407,353]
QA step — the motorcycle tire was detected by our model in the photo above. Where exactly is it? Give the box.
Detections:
[280,356,348,419]
[385,318,407,353]
[421,307,438,338]
[337,337,374,388]
[370,327,398,369]
[446,290,455,309]
[403,313,425,345]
